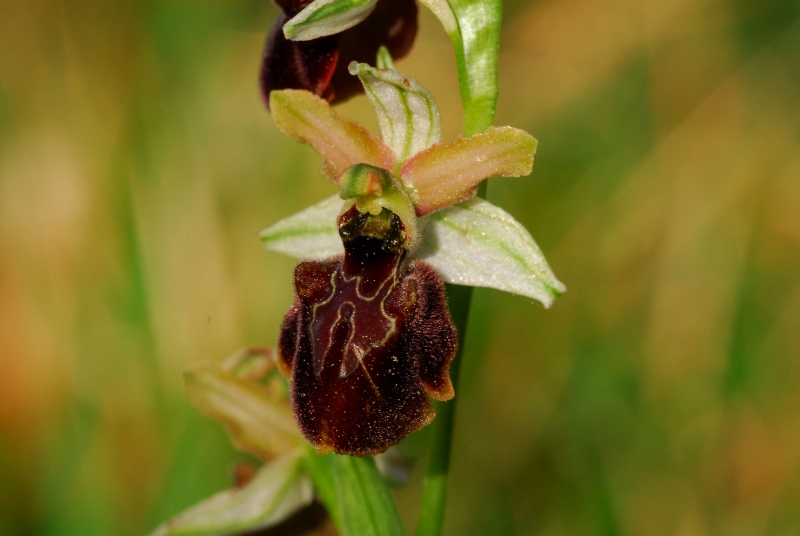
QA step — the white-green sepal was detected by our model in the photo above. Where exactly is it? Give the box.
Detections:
[416,198,566,307]
[260,195,344,260]
[283,0,378,41]
[260,196,566,307]
[348,62,442,165]
[148,452,312,536]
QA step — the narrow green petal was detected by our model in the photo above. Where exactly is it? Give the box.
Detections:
[284,0,378,41]
[148,452,312,536]
[348,62,442,165]
[270,90,393,184]
[184,355,303,461]
[375,45,395,70]
[401,126,536,216]
[417,198,566,307]
[260,195,344,260]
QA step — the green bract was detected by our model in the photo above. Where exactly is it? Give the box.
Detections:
[263,63,565,306]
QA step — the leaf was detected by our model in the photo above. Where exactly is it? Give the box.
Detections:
[184,360,303,461]
[416,197,566,307]
[349,62,442,164]
[260,194,344,260]
[420,0,502,136]
[302,452,341,527]
[283,0,378,42]
[148,452,313,536]
[304,452,405,536]
[269,90,394,183]
[401,126,536,216]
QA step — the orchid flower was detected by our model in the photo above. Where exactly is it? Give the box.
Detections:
[264,60,565,306]
[261,60,565,456]
[152,2,565,534]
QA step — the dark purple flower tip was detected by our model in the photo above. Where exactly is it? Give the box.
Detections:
[277,206,456,456]
[260,0,418,109]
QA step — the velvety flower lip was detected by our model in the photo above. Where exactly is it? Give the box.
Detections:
[259,0,418,108]
[278,206,457,456]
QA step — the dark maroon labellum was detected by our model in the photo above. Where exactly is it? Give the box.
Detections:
[260,0,419,108]
[277,206,456,456]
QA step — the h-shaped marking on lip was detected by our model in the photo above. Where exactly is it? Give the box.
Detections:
[309,255,403,390]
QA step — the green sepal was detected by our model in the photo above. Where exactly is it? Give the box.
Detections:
[349,62,442,166]
[283,0,378,41]
[417,197,566,307]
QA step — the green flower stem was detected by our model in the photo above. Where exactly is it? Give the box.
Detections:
[416,2,499,528]
[416,180,488,536]
[416,280,475,536]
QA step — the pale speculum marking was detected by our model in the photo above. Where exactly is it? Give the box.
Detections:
[279,206,457,456]
[309,254,403,396]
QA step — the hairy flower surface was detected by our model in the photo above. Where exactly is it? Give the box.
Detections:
[278,206,456,456]
[260,0,417,106]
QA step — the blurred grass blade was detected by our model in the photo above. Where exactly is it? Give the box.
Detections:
[419,0,501,136]
[417,197,566,307]
[305,452,405,536]
[283,0,378,41]
[149,452,312,536]
[349,61,442,164]
[260,195,344,260]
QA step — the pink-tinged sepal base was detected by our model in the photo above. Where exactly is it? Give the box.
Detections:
[269,90,394,183]
[401,126,537,216]
[277,206,456,456]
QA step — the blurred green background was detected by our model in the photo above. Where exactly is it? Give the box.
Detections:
[2,0,800,534]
